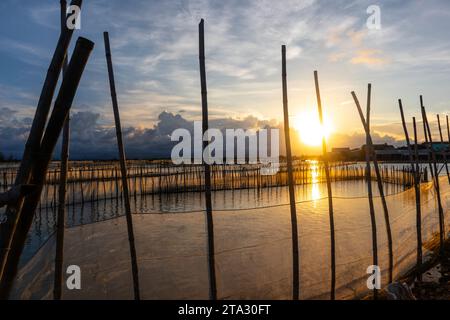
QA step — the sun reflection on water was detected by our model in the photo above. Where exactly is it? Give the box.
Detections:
[307,160,321,202]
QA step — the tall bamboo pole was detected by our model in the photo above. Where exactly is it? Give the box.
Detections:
[0,37,94,299]
[103,32,140,300]
[412,117,423,280]
[436,114,450,183]
[398,100,422,279]
[352,88,393,283]
[313,71,335,300]
[54,0,70,300]
[198,19,217,300]
[420,96,445,254]
[363,84,378,299]
[0,0,83,282]
[282,45,299,300]
[446,115,450,151]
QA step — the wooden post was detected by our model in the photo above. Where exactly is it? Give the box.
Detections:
[0,37,94,299]
[436,114,450,183]
[447,115,450,153]
[420,96,445,254]
[198,19,217,300]
[54,0,70,300]
[0,0,83,281]
[362,84,378,299]
[352,87,393,284]
[398,100,422,280]
[104,31,140,300]
[314,71,335,300]
[282,45,299,300]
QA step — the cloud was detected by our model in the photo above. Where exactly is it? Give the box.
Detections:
[351,49,387,66]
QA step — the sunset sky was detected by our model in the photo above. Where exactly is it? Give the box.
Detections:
[1,0,450,158]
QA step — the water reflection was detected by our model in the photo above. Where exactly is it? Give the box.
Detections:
[308,160,321,202]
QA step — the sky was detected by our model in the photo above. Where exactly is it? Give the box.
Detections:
[1,0,450,159]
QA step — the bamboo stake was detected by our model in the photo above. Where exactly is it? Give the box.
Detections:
[313,71,335,300]
[104,32,140,300]
[54,0,70,300]
[412,117,423,280]
[436,114,450,183]
[352,88,393,283]
[0,0,83,281]
[363,84,378,299]
[0,37,94,299]
[398,100,422,280]
[199,19,217,300]
[420,96,445,254]
[282,45,299,300]
[447,115,450,151]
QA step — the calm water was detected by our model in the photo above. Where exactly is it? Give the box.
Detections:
[23,179,405,263]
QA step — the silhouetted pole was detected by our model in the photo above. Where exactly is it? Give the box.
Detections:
[104,32,140,300]
[54,0,70,300]
[0,37,94,299]
[446,115,450,152]
[282,45,299,300]
[314,71,335,300]
[412,116,423,280]
[361,84,378,299]
[420,96,445,254]
[352,87,393,284]
[0,0,83,282]
[437,114,450,183]
[198,19,217,300]
[398,100,422,279]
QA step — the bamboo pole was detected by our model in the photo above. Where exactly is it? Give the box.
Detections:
[363,84,378,299]
[103,31,140,300]
[420,96,445,254]
[198,19,217,300]
[352,87,393,284]
[0,0,83,281]
[447,115,450,152]
[398,100,422,280]
[412,117,423,280]
[282,45,299,300]
[0,37,94,299]
[313,71,335,300]
[436,114,450,183]
[54,0,70,300]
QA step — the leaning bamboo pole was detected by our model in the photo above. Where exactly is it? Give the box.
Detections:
[420,96,445,254]
[198,19,217,300]
[0,0,83,282]
[103,31,140,300]
[352,87,393,284]
[363,84,378,299]
[0,37,94,299]
[313,71,335,300]
[282,45,299,300]
[436,114,450,183]
[54,0,70,300]
[398,100,422,279]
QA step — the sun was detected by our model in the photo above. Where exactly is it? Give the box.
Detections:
[293,110,332,146]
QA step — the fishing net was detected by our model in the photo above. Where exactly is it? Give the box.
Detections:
[10,176,450,300]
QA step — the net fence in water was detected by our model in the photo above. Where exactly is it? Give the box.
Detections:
[10,177,450,300]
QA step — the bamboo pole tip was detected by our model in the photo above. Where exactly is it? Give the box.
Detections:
[76,37,95,51]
